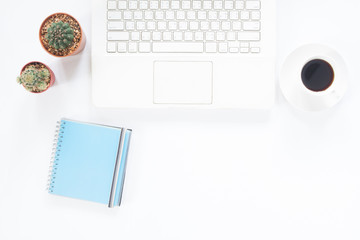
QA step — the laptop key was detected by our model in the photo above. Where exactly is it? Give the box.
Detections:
[118,1,127,9]
[128,42,137,52]
[117,42,127,52]
[229,47,239,53]
[205,43,217,53]
[246,1,261,10]
[108,32,129,41]
[107,1,117,10]
[107,11,122,20]
[108,22,124,30]
[251,47,260,53]
[240,47,249,53]
[107,42,116,52]
[238,32,260,41]
[139,42,151,52]
[153,43,203,53]
[243,21,261,31]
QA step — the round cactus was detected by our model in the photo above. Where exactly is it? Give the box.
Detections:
[46,21,74,50]
[17,65,50,92]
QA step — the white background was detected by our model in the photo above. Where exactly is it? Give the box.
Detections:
[1,0,360,239]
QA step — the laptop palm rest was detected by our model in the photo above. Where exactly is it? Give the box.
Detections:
[153,61,213,104]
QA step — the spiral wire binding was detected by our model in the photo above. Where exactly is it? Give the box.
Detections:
[47,120,66,193]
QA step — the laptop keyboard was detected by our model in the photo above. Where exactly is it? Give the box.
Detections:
[107,0,261,53]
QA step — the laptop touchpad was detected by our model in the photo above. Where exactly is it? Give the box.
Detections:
[153,61,213,104]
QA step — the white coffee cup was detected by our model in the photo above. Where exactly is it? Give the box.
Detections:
[280,44,348,111]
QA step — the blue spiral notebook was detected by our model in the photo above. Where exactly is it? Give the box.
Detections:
[47,119,132,207]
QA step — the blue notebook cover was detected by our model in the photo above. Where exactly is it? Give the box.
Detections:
[47,119,132,207]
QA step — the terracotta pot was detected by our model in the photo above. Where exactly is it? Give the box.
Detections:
[20,61,55,93]
[39,12,86,57]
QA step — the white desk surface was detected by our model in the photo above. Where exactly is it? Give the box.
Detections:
[1,0,360,239]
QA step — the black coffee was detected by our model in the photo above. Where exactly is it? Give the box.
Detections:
[301,59,334,92]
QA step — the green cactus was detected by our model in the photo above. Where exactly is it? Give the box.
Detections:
[17,65,50,92]
[46,21,74,50]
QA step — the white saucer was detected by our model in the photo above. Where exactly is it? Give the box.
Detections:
[280,44,348,111]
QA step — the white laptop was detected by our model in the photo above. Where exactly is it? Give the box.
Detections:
[92,0,276,108]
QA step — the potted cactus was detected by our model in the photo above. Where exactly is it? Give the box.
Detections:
[17,62,55,93]
[39,13,86,57]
